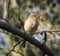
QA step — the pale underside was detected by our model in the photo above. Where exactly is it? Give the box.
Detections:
[24,18,38,34]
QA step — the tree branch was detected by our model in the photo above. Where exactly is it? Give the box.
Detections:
[0,20,56,56]
[3,0,10,22]
[33,29,60,34]
[7,39,23,55]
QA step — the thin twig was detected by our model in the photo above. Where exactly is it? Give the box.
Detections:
[12,50,24,56]
[6,39,23,56]
[33,29,60,34]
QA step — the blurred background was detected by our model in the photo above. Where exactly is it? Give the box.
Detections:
[0,0,60,56]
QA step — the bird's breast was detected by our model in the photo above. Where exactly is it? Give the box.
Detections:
[24,18,38,34]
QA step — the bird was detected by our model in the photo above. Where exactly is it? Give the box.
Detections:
[21,12,39,47]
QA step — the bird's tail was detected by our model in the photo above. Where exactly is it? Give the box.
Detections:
[21,40,26,48]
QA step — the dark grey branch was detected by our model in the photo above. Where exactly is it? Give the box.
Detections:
[0,20,57,56]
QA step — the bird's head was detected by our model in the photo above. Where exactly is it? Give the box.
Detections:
[29,12,39,19]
